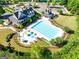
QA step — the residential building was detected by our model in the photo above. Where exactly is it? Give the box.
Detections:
[9,7,35,26]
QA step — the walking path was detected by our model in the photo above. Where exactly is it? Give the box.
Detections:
[0,26,16,32]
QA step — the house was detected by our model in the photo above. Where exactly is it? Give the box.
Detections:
[9,15,19,26]
[9,7,35,26]
[0,13,12,19]
[0,4,39,26]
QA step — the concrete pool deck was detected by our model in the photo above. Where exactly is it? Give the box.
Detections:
[19,17,64,45]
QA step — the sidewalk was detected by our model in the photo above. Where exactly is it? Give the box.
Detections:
[0,26,16,32]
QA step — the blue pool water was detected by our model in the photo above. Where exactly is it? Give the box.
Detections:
[32,21,60,40]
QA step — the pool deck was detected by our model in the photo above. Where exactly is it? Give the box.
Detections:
[19,17,64,45]
[31,19,64,41]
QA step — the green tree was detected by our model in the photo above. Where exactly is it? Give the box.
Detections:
[18,24,25,29]
[31,45,41,59]
[0,5,5,16]
[64,27,74,34]
[6,33,15,42]
[52,0,56,5]
[58,9,63,15]
[47,0,51,6]
[40,48,53,59]
[67,0,79,15]
[59,0,68,5]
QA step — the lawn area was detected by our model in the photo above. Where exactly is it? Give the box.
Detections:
[0,29,13,46]
[55,15,77,31]
[10,38,31,52]
[0,29,54,53]
[31,39,50,47]
[10,38,50,52]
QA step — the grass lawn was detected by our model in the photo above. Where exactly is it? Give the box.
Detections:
[0,29,13,46]
[31,39,50,47]
[0,29,31,52]
[10,38,31,52]
[0,29,53,52]
[10,37,60,52]
[55,15,77,31]
[10,38,50,52]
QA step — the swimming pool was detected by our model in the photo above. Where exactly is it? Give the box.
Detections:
[32,21,63,40]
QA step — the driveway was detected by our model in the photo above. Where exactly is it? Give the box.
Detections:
[33,3,48,13]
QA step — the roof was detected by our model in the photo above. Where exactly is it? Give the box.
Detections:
[9,15,19,26]
[14,7,35,20]
[14,11,27,20]
[0,13,12,19]
[23,7,35,17]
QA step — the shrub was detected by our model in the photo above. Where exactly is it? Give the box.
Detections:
[63,13,73,16]
[33,3,39,8]
[6,33,15,42]
[0,44,4,50]
[0,19,4,24]
[58,9,63,15]
[47,0,50,6]
[40,48,53,59]
[18,24,25,29]
[0,5,5,16]
[7,47,15,53]
[67,0,79,15]
[64,27,74,34]
[50,38,67,47]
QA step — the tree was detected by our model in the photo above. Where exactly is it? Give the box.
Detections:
[52,31,79,59]
[24,52,31,59]
[58,9,63,15]
[31,45,41,59]
[0,5,5,16]
[59,0,68,5]
[0,19,4,24]
[67,0,79,15]
[52,0,56,5]
[0,51,6,57]
[47,0,51,6]
[64,27,74,34]
[6,33,15,42]
[18,24,25,29]
[40,48,53,59]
